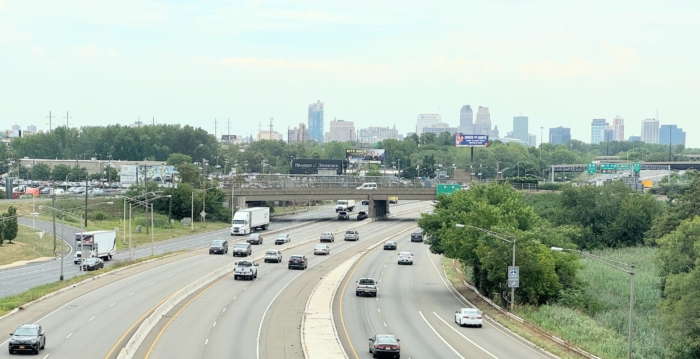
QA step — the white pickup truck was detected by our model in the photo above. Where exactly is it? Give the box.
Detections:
[356,277,377,297]
[233,260,258,280]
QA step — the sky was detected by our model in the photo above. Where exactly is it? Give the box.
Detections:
[1,1,699,147]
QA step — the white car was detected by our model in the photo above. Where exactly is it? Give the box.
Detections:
[264,249,283,263]
[397,252,414,265]
[455,308,483,327]
[314,244,330,255]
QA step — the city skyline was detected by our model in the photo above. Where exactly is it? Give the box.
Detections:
[1,2,699,146]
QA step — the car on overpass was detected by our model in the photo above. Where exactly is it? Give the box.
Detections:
[368,334,400,358]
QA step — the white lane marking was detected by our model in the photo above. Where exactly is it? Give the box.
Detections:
[418,311,465,359]
[378,308,381,313]
[213,322,216,327]
[187,267,193,270]
[433,312,498,358]
[66,332,73,339]
[167,274,174,278]
[222,307,227,312]
[233,296,237,300]
[149,282,155,286]
[43,354,50,359]
[383,322,387,327]
[384,264,387,268]
[88,316,95,322]
[129,292,135,296]
[205,339,209,345]
[110,302,116,307]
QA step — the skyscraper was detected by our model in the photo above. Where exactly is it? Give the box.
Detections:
[641,118,660,144]
[308,100,324,143]
[527,134,537,147]
[659,125,686,146]
[590,119,609,144]
[415,114,441,135]
[325,119,356,142]
[512,116,529,142]
[603,127,614,143]
[288,123,310,143]
[612,116,625,141]
[459,105,474,133]
[549,127,571,145]
[475,107,491,135]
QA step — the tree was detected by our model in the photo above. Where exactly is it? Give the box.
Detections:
[68,164,88,182]
[177,163,201,187]
[167,153,193,166]
[30,163,51,180]
[51,164,72,181]
[3,206,18,244]
[646,171,700,245]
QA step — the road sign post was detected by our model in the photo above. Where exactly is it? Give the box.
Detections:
[508,266,519,288]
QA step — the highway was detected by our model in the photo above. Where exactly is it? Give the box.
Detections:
[0,201,427,359]
[334,236,554,359]
[0,206,338,298]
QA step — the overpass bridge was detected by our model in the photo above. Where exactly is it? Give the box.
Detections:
[223,175,443,219]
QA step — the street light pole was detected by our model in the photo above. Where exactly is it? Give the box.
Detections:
[551,247,635,359]
[151,203,154,256]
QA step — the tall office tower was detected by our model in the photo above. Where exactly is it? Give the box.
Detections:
[288,123,310,143]
[603,127,614,142]
[325,119,356,142]
[308,100,324,143]
[659,125,687,146]
[415,114,441,135]
[641,118,660,144]
[628,135,642,142]
[590,119,609,144]
[512,116,529,142]
[474,107,491,135]
[549,127,571,145]
[612,116,625,141]
[527,134,537,147]
[459,105,474,133]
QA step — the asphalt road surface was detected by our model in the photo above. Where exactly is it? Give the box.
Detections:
[334,237,555,359]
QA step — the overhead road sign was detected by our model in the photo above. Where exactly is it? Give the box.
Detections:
[436,184,462,195]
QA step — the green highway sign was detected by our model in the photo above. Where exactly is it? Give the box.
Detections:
[633,162,641,173]
[587,163,597,175]
[617,164,631,171]
[601,164,617,171]
[436,184,462,195]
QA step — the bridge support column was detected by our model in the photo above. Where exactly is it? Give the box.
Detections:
[368,195,388,219]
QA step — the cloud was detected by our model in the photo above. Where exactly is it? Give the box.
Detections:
[0,24,31,44]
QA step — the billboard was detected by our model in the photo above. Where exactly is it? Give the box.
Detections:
[120,165,178,185]
[221,135,237,142]
[454,134,489,147]
[291,159,343,175]
[345,148,386,163]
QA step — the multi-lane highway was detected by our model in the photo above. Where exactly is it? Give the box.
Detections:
[334,236,554,359]
[0,201,430,358]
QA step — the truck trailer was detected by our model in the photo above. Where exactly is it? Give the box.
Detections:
[73,230,117,262]
[231,207,270,235]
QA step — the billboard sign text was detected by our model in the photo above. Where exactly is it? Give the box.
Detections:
[454,134,489,147]
[291,159,343,175]
[345,148,386,163]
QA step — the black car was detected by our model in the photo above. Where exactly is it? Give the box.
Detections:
[361,199,369,205]
[368,334,400,358]
[288,255,308,270]
[247,233,263,245]
[389,199,398,204]
[209,239,228,254]
[383,241,397,250]
[8,324,46,354]
[82,257,104,271]
[410,232,423,242]
[357,211,368,221]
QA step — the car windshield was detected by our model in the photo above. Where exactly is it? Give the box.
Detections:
[315,245,326,249]
[276,234,288,239]
[86,258,99,264]
[385,242,395,245]
[464,309,480,315]
[232,219,245,224]
[411,233,422,237]
[291,256,303,260]
[211,240,225,246]
[14,328,38,336]
[359,279,375,285]
[321,232,331,236]
[249,234,260,238]
[237,261,253,267]
[345,231,355,234]
[266,251,278,255]
[235,244,248,248]
[376,336,397,344]
[399,252,411,256]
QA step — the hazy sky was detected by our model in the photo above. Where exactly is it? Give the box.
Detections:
[2,1,699,146]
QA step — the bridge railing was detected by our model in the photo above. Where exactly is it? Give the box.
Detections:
[220,174,458,191]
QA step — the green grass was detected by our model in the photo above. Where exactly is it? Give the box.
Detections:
[519,247,666,359]
[0,251,181,317]
[0,226,69,266]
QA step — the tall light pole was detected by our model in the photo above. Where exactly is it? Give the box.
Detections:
[456,224,517,312]
[551,247,635,359]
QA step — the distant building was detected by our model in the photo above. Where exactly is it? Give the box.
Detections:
[288,123,311,143]
[612,116,625,141]
[325,119,356,143]
[590,119,609,144]
[528,134,537,147]
[11,125,20,131]
[659,125,686,146]
[459,105,474,133]
[549,127,571,145]
[130,120,144,128]
[474,107,491,135]
[358,125,400,144]
[641,118,660,144]
[308,100,324,143]
[421,123,459,136]
[603,127,614,142]
[415,114,441,136]
[257,131,283,141]
[513,116,529,142]
[628,135,642,142]
[26,125,37,133]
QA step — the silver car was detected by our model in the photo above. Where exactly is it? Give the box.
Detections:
[264,249,283,263]
[320,232,335,242]
[275,233,290,245]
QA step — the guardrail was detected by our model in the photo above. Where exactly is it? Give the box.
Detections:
[223,175,459,190]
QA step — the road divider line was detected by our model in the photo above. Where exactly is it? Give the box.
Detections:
[432,312,499,358]
[103,296,172,359]
[418,311,466,359]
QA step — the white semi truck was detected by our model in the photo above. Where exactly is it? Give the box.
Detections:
[336,200,356,212]
[73,230,117,263]
[230,207,270,235]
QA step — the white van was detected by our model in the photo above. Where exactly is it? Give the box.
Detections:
[356,182,377,190]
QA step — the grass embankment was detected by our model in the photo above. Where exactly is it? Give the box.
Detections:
[0,226,69,266]
[0,251,181,317]
[446,247,666,359]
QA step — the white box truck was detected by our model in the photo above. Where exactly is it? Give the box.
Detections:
[73,230,117,262]
[231,207,270,235]
[336,200,356,212]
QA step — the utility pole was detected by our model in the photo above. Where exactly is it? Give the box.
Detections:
[227,118,230,142]
[270,117,273,140]
[214,118,217,140]
[258,122,262,140]
[202,158,207,226]
[63,111,72,128]
[84,174,88,227]
[46,111,52,134]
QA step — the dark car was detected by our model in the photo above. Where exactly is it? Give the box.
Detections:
[8,324,46,354]
[361,199,370,205]
[232,243,252,257]
[368,334,400,358]
[357,211,368,221]
[389,199,398,204]
[288,255,308,270]
[337,211,349,220]
[209,239,228,254]
[81,257,104,271]
[247,233,263,245]
[410,232,423,242]
[383,241,397,250]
